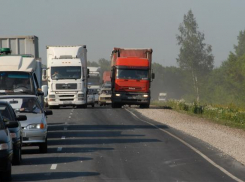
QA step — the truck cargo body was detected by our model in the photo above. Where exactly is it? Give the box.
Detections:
[110,48,154,108]
[0,36,43,105]
[0,36,39,58]
[46,46,88,108]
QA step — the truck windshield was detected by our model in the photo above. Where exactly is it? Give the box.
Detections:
[0,72,33,94]
[88,76,100,85]
[116,69,148,80]
[51,67,81,80]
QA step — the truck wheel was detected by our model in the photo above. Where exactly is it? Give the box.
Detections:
[140,104,149,108]
[39,138,48,153]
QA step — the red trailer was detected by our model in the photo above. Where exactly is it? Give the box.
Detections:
[110,48,155,108]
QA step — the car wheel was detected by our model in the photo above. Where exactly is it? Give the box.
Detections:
[13,147,22,165]
[39,138,48,153]
[1,161,12,181]
[92,104,94,108]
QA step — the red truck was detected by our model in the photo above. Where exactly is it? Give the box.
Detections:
[110,48,155,108]
[103,71,111,84]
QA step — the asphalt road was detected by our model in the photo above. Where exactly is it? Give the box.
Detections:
[11,106,245,182]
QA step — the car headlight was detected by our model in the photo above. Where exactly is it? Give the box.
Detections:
[0,143,9,150]
[26,123,45,129]
[143,94,148,98]
[49,95,55,98]
[78,94,84,97]
[115,94,121,96]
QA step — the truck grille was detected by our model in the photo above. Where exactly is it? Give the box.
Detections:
[59,95,74,97]
[56,83,77,89]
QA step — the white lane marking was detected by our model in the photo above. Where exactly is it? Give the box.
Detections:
[70,112,73,115]
[57,147,62,152]
[69,116,71,119]
[125,109,244,182]
[50,164,57,170]
[61,136,65,139]
[64,127,67,130]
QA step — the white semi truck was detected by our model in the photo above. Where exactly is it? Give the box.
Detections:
[0,36,44,102]
[87,67,102,104]
[44,46,88,108]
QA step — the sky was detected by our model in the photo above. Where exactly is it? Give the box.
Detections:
[0,0,245,67]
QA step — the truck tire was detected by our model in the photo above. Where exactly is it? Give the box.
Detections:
[112,103,121,108]
[140,104,150,108]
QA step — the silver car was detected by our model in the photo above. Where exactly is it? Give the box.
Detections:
[0,95,52,153]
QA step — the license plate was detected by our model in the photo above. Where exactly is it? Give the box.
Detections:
[63,101,72,104]
[128,97,136,99]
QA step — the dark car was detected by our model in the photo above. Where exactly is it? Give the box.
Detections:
[0,101,27,165]
[0,114,19,181]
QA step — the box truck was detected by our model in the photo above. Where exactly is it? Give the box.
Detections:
[44,46,88,108]
[110,48,155,108]
[0,36,44,100]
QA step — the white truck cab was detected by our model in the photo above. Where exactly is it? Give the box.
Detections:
[44,46,88,108]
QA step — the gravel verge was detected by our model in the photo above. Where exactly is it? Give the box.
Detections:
[134,108,245,165]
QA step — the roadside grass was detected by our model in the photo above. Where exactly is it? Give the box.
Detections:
[151,100,245,130]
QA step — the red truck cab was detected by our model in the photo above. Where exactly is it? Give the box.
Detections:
[111,48,154,108]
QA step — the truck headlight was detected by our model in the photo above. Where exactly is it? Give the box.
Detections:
[0,143,9,150]
[26,123,45,130]
[49,95,55,98]
[115,94,121,97]
[78,94,84,97]
[143,95,148,98]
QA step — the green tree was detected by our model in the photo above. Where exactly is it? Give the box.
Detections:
[98,58,111,74]
[234,30,245,57]
[176,10,214,102]
[87,61,99,67]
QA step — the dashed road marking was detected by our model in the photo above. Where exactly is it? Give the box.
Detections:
[126,109,244,182]
[61,136,65,139]
[57,147,62,152]
[50,164,57,170]
[69,116,71,119]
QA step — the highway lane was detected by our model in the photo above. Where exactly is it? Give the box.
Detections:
[11,106,245,182]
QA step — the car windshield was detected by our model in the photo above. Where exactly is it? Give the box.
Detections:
[51,66,81,80]
[0,72,33,94]
[0,97,42,114]
[116,69,148,80]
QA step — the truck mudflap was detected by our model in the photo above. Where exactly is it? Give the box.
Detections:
[111,92,150,105]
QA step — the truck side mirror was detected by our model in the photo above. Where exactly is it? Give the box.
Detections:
[42,85,48,97]
[152,73,155,79]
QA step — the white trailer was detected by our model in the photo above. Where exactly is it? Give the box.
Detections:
[44,46,88,108]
